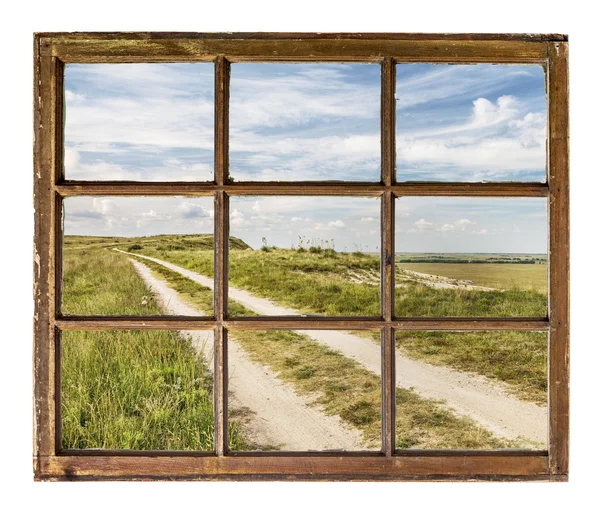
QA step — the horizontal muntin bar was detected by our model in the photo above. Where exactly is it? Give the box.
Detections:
[55,316,549,331]
[56,316,216,330]
[55,182,549,197]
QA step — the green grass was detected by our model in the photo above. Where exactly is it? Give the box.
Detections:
[126,244,546,317]
[395,252,547,264]
[398,263,548,294]
[63,330,226,450]
[136,255,531,449]
[395,283,547,317]
[135,246,382,317]
[63,246,163,315]
[69,235,546,318]
[396,331,548,405]
[63,235,548,448]
[61,245,247,450]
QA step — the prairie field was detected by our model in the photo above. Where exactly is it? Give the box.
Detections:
[61,241,247,450]
[397,262,547,294]
[61,234,548,450]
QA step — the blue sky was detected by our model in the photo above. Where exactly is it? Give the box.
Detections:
[63,63,548,252]
[396,64,547,181]
[229,64,380,181]
[395,197,547,254]
[64,195,547,254]
[64,63,214,181]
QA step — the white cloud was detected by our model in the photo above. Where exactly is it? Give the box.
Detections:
[415,218,434,230]
[473,228,489,235]
[312,219,346,231]
[177,202,211,219]
[396,91,546,180]
[65,90,86,104]
[439,224,456,232]
[135,210,171,227]
[230,209,247,227]
[92,198,117,215]
[360,217,376,223]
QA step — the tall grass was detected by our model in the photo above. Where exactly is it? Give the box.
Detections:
[61,246,247,450]
[62,330,220,450]
[127,243,546,318]
[63,247,162,315]
[395,284,547,317]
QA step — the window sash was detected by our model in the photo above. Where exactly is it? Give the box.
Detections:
[33,33,569,481]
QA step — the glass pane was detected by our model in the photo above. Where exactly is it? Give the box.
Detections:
[395,331,548,450]
[229,63,380,181]
[62,197,214,315]
[61,330,216,450]
[64,63,213,181]
[395,197,548,317]
[227,330,381,451]
[396,64,547,182]
[228,196,381,316]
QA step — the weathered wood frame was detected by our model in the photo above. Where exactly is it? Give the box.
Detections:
[33,33,569,481]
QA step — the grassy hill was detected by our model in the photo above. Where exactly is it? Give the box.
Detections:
[64,234,251,251]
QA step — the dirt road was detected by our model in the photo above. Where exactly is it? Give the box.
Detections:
[130,258,367,452]
[120,250,547,447]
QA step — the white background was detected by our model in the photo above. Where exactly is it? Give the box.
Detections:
[1,1,596,510]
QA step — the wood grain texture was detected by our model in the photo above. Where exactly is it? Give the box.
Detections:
[214,191,229,456]
[55,317,549,331]
[547,41,570,475]
[214,327,227,456]
[382,327,395,456]
[54,182,548,197]
[35,32,568,42]
[214,57,229,186]
[35,454,550,481]
[40,36,548,63]
[33,44,59,463]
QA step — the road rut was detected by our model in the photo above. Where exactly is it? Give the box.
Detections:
[130,258,367,452]
[119,249,547,447]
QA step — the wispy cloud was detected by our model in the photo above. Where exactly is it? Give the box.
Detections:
[64,63,214,181]
[230,63,380,181]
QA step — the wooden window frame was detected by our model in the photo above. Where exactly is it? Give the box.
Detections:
[33,32,569,481]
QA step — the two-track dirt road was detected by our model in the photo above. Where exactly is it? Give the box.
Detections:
[119,249,547,448]
[130,258,367,452]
